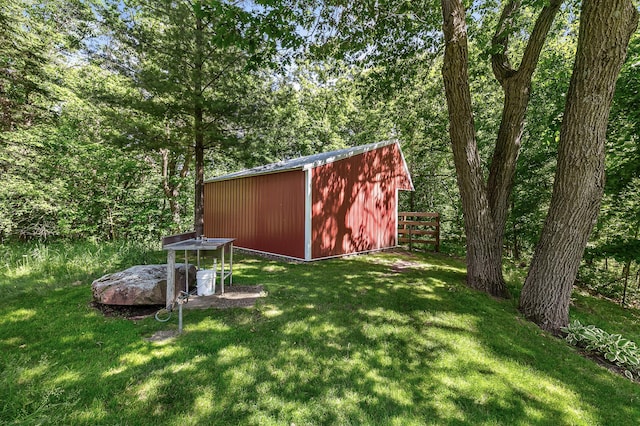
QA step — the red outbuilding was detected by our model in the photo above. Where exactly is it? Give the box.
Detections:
[203,140,414,261]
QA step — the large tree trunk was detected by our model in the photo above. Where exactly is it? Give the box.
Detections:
[487,0,561,257]
[440,0,560,298]
[520,0,638,333]
[441,0,508,297]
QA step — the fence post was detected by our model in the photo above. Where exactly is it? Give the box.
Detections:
[435,214,440,252]
[408,214,413,251]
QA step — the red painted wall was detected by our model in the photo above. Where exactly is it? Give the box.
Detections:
[204,170,306,259]
[311,143,412,259]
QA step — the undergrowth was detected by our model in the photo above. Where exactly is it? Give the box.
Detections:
[563,320,640,381]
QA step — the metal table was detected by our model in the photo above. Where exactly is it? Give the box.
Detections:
[162,237,235,310]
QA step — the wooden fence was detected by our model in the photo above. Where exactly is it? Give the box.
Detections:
[398,212,440,252]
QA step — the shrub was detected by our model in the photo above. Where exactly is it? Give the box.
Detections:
[562,320,640,380]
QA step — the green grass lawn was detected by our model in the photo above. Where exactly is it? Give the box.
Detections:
[1,241,639,425]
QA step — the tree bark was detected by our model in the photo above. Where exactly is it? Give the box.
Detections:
[511,200,520,261]
[487,0,562,264]
[441,0,508,297]
[440,0,561,298]
[520,0,639,333]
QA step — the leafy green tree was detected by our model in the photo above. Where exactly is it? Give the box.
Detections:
[73,59,195,232]
[506,13,577,258]
[0,0,97,240]
[0,0,91,131]
[1,59,176,241]
[0,1,49,133]
[95,0,252,235]
[238,59,401,165]
[95,0,304,236]
[59,65,184,240]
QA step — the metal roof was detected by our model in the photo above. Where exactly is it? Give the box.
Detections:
[206,140,404,183]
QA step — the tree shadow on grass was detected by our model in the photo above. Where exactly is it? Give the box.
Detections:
[2,250,639,424]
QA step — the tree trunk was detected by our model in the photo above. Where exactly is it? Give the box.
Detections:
[194,126,204,236]
[441,0,560,298]
[160,148,186,230]
[622,259,632,307]
[441,0,509,297]
[520,0,639,333]
[193,7,205,237]
[408,162,415,211]
[511,200,520,261]
[487,1,562,258]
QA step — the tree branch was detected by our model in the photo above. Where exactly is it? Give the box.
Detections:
[517,0,563,81]
[491,0,563,85]
[199,55,243,96]
[491,0,521,83]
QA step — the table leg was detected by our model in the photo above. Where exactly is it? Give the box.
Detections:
[230,243,233,285]
[167,250,176,310]
[184,250,188,294]
[221,246,225,295]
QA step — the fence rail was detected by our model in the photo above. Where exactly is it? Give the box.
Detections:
[398,212,440,252]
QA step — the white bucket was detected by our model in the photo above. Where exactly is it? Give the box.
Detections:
[196,269,216,296]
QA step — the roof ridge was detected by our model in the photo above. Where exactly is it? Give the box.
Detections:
[206,140,398,183]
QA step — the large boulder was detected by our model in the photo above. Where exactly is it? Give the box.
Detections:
[92,263,197,305]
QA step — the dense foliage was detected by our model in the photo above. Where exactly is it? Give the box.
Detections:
[0,0,638,306]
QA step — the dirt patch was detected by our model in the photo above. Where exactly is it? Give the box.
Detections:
[389,259,424,273]
[145,329,180,342]
[91,285,266,319]
[384,248,419,258]
[91,302,163,320]
[184,285,266,310]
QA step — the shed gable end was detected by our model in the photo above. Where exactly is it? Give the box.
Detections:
[311,143,411,258]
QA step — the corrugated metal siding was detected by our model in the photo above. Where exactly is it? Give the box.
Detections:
[204,170,306,259]
[311,143,411,258]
